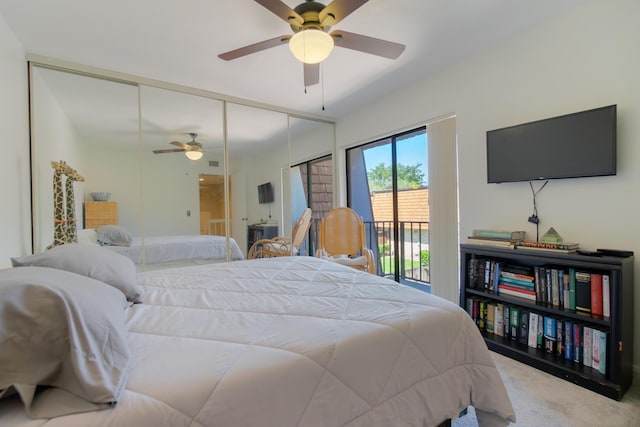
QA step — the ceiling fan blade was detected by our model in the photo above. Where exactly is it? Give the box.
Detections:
[331,30,405,59]
[320,0,368,26]
[153,148,185,154]
[170,141,189,149]
[218,35,291,61]
[254,0,304,26]
[304,63,319,86]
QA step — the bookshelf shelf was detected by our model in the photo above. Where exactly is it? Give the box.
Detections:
[460,244,634,400]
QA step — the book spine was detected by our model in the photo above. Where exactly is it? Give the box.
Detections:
[583,326,593,368]
[575,271,592,313]
[551,268,560,306]
[598,331,607,375]
[573,323,583,365]
[500,271,535,281]
[472,229,524,240]
[602,274,610,317]
[510,307,520,341]
[486,303,495,333]
[564,320,573,361]
[519,241,579,250]
[498,287,536,301]
[569,268,576,310]
[556,319,564,357]
[536,314,544,349]
[528,312,538,348]
[543,316,557,354]
[562,270,570,310]
[592,329,600,370]
[494,304,504,337]
[499,276,535,287]
[519,311,529,345]
[546,269,552,304]
[479,300,487,331]
[591,273,603,316]
[503,305,511,339]
[493,262,504,295]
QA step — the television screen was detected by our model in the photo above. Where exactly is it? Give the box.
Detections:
[486,105,616,183]
[258,182,274,204]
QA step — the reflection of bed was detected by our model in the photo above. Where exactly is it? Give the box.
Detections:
[107,235,244,265]
[1,256,515,426]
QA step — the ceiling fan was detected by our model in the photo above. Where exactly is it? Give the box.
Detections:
[218,0,406,86]
[153,133,204,160]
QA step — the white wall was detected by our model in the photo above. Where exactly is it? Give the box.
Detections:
[0,13,30,266]
[335,1,640,369]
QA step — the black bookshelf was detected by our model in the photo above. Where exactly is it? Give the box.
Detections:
[460,244,634,400]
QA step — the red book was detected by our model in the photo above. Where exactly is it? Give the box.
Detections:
[591,273,603,316]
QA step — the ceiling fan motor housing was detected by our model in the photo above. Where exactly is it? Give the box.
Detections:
[291,1,334,32]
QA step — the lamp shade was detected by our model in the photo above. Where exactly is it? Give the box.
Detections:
[289,29,334,64]
[185,150,203,160]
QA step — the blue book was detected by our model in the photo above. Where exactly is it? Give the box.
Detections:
[599,331,607,375]
[564,320,573,360]
[543,316,557,354]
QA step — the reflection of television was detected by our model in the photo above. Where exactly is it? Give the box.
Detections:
[258,182,274,204]
[487,105,617,183]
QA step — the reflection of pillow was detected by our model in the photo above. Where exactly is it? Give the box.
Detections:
[11,243,141,302]
[0,266,131,418]
[97,225,132,247]
[77,228,98,245]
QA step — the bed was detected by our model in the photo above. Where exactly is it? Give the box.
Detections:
[79,226,245,267]
[0,248,516,427]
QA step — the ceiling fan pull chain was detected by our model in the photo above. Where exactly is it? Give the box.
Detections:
[321,62,325,111]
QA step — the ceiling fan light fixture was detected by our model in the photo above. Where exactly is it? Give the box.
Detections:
[289,29,334,64]
[185,150,203,161]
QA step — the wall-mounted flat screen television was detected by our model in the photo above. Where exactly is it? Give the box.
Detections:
[486,105,616,183]
[258,182,274,204]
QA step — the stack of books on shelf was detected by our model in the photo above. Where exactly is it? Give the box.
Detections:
[464,298,608,375]
[465,229,525,249]
[516,240,580,254]
[497,267,536,302]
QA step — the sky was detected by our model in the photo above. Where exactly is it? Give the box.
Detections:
[363,132,428,185]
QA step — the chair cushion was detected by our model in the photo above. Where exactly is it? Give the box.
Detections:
[322,255,368,267]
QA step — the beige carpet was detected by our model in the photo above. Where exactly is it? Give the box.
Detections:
[453,352,640,426]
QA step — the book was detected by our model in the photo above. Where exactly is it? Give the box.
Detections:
[602,274,610,317]
[498,286,536,301]
[569,268,576,310]
[562,270,570,310]
[575,271,592,313]
[573,323,583,364]
[472,229,526,240]
[536,314,543,349]
[551,268,560,306]
[479,300,487,331]
[598,331,607,375]
[484,260,492,290]
[545,268,552,304]
[558,269,565,308]
[492,262,506,294]
[498,278,535,291]
[486,302,495,333]
[465,237,517,249]
[503,305,511,339]
[516,245,578,254]
[590,273,603,316]
[519,311,530,346]
[528,312,538,348]
[564,320,573,361]
[518,241,580,250]
[500,270,535,282]
[556,318,564,357]
[494,304,504,337]
[543,316,557,354]
[499,275,535,287]
[583,326,593,368]
[510,307,520,341]
[592,329,601,371]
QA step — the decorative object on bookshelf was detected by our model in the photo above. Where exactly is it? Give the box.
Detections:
[540,226,563,244]
[460,244,633,400]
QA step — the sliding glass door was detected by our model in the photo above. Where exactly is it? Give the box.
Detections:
[346,127,429,285]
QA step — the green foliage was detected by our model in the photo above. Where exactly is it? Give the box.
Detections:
[420,249,430,266]
[380,242,390,256]
[367,163,425,191]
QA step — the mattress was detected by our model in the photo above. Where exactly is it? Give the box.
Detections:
[106,234,244,264]
[0,256,515,426]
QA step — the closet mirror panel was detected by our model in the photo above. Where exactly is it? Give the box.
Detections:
[226,102,288,256]
[30,65,140,253]
[289,117,335,256]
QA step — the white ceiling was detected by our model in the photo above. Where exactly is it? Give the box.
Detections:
[0,0,585,120]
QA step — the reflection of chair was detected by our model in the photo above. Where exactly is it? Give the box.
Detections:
[316,207,375,274]
[247,208,312,259]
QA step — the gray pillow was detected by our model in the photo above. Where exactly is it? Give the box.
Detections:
[11,243,141,302]
[97,225,132,247]
[0,266,131,418]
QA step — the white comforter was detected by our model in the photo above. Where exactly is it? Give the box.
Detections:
[0,257,515,426]
[106,234,244,264]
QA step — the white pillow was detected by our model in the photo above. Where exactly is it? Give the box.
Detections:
[0,266,131,418]
[97,225,132,247]
[11,243,142,302]
[77,228,98,245]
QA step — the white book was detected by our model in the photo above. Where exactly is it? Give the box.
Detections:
[494,304,504,337]
[528,313,538,348]
[592,329,600,370]
[603,274,610,317]
[598,331,607,375]
[583,326,593,368]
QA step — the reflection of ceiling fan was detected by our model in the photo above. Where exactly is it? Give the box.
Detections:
[218,0,406,86]
[153,133,204,160]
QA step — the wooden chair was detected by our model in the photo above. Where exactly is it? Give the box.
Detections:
[247,208,312,259]
[315,207,375,274]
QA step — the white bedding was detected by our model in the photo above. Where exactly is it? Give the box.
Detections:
[0,256,515,426]
[106,235,244,265]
